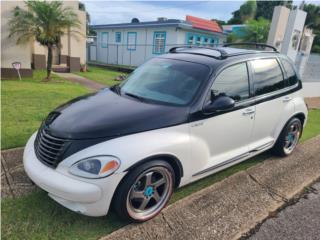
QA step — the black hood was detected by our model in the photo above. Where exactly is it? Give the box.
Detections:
[45,88,189,139]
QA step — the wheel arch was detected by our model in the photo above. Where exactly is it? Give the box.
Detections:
[292,112,306,127]
[276,112,306,141]
[124,154,183,188]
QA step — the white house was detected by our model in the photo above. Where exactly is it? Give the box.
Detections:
[89,15,227,66]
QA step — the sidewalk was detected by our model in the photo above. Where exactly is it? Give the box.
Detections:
[54,72,106,91]
[101,136,320,240]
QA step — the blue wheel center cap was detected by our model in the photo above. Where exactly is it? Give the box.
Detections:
[288,133,294,142]
[144,186,154,197]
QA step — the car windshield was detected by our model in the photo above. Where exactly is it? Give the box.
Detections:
[119,58,211,105]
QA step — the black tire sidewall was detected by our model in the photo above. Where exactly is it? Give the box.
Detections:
[112,160,175,222]
[273,117,302,156]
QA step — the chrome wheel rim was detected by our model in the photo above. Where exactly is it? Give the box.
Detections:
[126,166,173,220]
[284,121,301,154]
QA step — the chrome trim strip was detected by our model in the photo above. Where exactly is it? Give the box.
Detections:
[192,141,275,177]
[249,141,274,153]
[192,152,250,177]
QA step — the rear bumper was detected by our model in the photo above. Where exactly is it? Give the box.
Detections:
[23,133,126,216]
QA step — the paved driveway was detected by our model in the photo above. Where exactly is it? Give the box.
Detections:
[296,54,320,98]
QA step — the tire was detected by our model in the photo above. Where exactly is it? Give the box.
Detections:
[113,160,175,222]
[272,117,302,157]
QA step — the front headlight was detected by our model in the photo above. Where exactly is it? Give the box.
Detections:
[69,156,120,179]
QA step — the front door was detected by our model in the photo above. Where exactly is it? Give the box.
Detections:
[190,62,255,177]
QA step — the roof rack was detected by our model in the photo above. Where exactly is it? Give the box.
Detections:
[169,45,228,60]
[223,42,278,52]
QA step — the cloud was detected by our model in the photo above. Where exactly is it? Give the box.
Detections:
[84,1,239,25]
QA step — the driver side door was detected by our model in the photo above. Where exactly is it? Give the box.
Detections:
[189,62,255,178]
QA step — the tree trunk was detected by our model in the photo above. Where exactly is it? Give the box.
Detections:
[46,44,53,80]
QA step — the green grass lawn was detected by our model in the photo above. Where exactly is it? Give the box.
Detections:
[2,109,319,240]
[76,65,125,86]
[1,70,89,149]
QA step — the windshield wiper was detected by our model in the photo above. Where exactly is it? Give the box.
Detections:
[124,92,145,102]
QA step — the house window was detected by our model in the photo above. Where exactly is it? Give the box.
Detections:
[196,36,201,45]
[203,37,209,46]
[187,34,194,45]
[153,31,166,54]
[115,32,121,43]
[127,32,137,51]
[210,38,215,47]
[101,32,108,48]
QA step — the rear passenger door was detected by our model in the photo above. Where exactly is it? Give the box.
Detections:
[248,58,295,152]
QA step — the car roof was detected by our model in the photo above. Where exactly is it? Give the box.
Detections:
[160,45,283,70]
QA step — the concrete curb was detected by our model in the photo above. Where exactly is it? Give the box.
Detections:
[100,136,320,240]
[1,147,36,198]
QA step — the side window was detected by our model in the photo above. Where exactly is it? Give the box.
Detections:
[115,32,121,43]
[211,63,249,102]
[281,58,298,86]
[251,58,285,96]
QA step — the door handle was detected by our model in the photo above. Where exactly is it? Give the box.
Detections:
[283,96,292,102]
[242,108,255,115]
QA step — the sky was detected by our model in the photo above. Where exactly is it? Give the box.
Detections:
[83,0,320,25]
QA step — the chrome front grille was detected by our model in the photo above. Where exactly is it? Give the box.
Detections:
[34,127,66,167]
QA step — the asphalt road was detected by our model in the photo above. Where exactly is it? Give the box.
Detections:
[248,181,320,240]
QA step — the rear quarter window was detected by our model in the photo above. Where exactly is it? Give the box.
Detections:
[251,58,285,96]
[280,58,299,86]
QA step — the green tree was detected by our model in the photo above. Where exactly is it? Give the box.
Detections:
[303,3,320,29]
[8,1,81,80]
[302,3,320,53]
[228,0,257,24]
[239,0,257,22]
[228,9,242,24]
[240,17,271,43]
[255,1,292,20]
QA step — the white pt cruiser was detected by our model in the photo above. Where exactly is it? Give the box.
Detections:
[24,44,308,222]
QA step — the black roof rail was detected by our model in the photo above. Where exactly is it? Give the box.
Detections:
[223,42,278,52]
[169,45,228,60]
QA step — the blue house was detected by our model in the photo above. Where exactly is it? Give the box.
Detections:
[89,15,227,66]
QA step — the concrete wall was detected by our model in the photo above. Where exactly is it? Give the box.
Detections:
[267,6,290,51]
[1,1,32,78]
[93,27,226,67]
[281,9,307,62]
[69,9,87,69]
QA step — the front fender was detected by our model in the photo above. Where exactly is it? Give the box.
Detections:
[58,124,191,181]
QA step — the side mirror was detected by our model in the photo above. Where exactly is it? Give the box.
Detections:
[203,95,235,113]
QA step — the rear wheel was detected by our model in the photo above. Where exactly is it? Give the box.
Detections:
[113,160,174,222]
[272,117,302,156]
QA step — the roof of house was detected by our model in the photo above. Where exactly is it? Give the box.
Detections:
[91,16,225,35]
[186,15,222,33]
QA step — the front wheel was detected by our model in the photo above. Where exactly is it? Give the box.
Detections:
[272,117,302,157]
[113,160,175,222]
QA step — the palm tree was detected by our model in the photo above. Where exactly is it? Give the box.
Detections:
[8,1,81,80]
